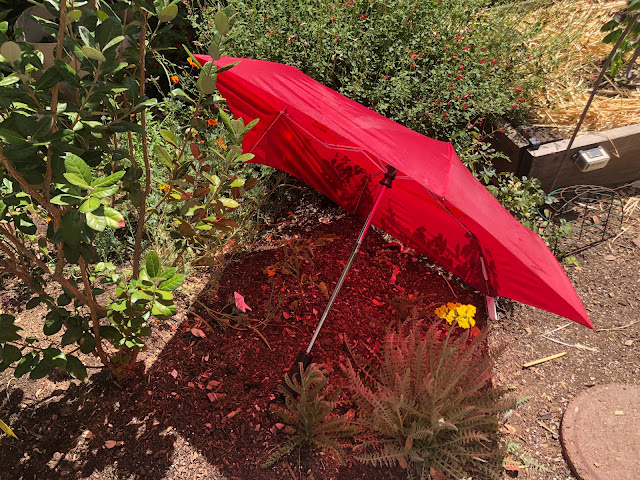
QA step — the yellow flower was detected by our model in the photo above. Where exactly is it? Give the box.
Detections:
[170,75,179,84]
[435,303,476,329]
[207,119,218,126]
[187,57,200,69]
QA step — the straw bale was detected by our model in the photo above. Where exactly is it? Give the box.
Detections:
[526,0,639,134]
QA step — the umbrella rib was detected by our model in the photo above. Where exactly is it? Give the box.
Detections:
[425,189,495,297]
[280,112,387,172]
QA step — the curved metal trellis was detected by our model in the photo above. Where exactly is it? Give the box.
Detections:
[539,185,624,257]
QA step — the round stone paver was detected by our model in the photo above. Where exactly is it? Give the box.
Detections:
[561,383,640,480]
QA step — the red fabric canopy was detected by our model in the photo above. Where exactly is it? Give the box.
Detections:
[196,55,592,328]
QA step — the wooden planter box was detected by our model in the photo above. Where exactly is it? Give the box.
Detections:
[491,119,640,192]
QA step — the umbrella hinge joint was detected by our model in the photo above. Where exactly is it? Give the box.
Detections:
[379,166,397,188]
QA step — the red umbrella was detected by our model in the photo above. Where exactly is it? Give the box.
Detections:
[195,55,593,338]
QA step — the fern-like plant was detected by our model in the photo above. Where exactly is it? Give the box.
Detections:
[261,363,359,469]
[343,319,515,480]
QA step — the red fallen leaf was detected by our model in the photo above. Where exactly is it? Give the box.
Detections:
[312,308,318,315]
[104,440,118,449]
[233,291,252,312]
[170,369,178,379]
[471,326,481,337]
[374,338,381,352]
[372,299,385,307]
[283,311,290,319]
[191,327,206,338]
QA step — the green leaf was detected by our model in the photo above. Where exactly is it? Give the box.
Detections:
[102,35,125,52]
[99,325,121,340]
[0,419,17,439]
[29,359,54,379]
[159,273,185,291]
[64,154,93,188]
[158,3,178,23]
[25,296,42,309]
[91,184,119,198]
[66,355,88,381]
[602,30,621,44]
[43,348,67,368]
[0,128,26,144]
[86,206,125,231]
[152,301,176,317]
[44,312,64,336]
[159,267,177,279]
[0,73,19,86]
[51,194,83,205]
[79,197,101,213]
[146,251,161,277]
[219,197,239,208]
[14,352,37,378]
[214,11,230,36]
[170,88,195,103]
[91,170,125,188]
[1,344,21,364]
[208,43,221,61]
[154,144,173,168]
[61,210,83,245]
[229,178,246,188]
[196,74,217,95]
[78,332,96,354]
[234,153,255,163]
[81,46,106,62]
[160,129,179,147]
[67,9,83,23]
[0,41,21,64]
[0,314,22,342]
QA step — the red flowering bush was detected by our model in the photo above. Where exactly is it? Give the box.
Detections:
[190,0,559,227]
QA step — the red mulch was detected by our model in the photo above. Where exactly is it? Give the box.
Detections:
[1,209,486,480]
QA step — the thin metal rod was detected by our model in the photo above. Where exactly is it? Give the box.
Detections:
[549,12,639,192]
[305,183,388,354]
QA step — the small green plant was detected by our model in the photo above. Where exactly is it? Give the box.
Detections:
[261,362,359,469]
[264,234,335,311]
[343,319,514,480]
[601,1,640,78]
[503,441,552,473]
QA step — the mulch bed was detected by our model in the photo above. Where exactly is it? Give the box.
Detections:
[1,204,486,480]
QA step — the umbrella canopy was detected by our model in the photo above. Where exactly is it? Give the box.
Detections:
[195,55,592,329]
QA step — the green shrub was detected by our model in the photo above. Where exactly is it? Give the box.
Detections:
[0,2,255,380]
[262,362,359,469]
[189,0,559,232]
[343,319,514,479]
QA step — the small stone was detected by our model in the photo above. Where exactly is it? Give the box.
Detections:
[624,340,634,347]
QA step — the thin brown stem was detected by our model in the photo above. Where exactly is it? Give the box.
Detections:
[79,257,112,370]
[44,0,68,203]
[0,149,62,228]
[0,225,49,272]
[132,11,150,278]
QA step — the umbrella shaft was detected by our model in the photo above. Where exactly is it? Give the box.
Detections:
[305,184,387,354]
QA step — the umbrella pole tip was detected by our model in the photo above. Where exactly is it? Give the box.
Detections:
[280,351,313,399]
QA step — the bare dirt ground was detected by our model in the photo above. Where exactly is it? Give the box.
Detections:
[491,186,640,478]
[1,185,638,480]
